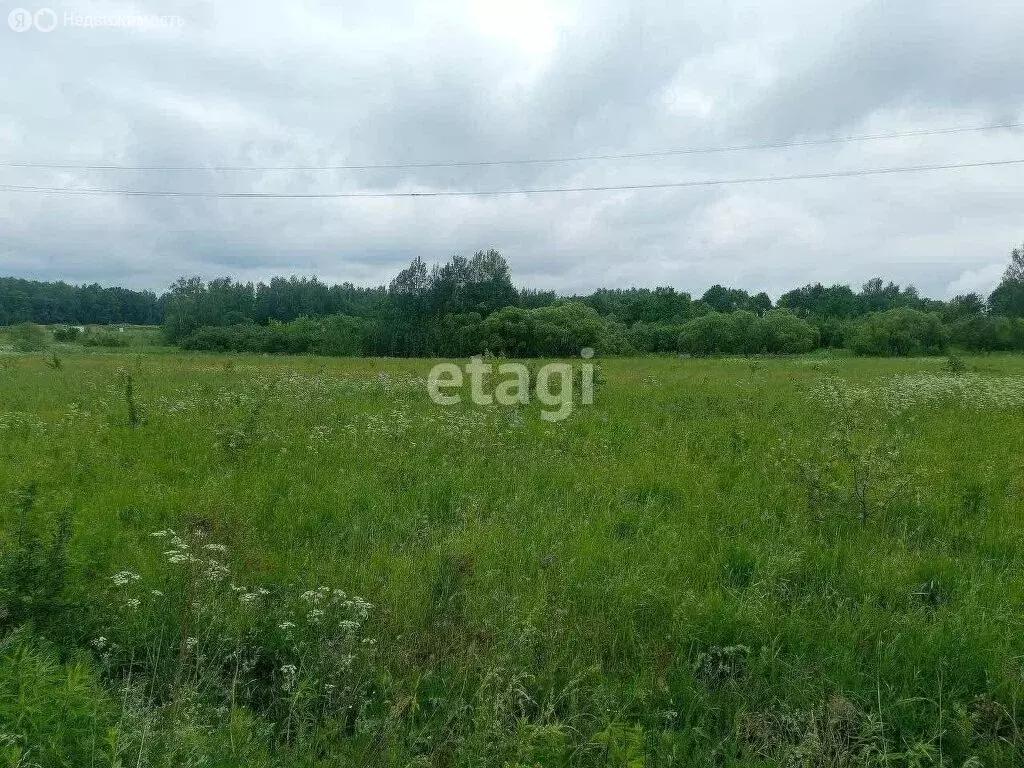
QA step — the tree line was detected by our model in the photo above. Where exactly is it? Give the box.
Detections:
[0,277,162,326]
[4,244,1024,357]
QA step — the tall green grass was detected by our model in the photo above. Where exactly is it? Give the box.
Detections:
[1,350,1023,766]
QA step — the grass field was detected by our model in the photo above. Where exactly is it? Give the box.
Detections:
[2,346,1024,766]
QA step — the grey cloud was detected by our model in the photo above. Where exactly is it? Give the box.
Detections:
[0,0,1021,297]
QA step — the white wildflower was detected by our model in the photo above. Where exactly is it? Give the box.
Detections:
[280,663,298,692]
[111,570,141,587]
[204,559,230,582]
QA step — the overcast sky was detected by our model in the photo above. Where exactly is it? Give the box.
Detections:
[1,0,1022,298]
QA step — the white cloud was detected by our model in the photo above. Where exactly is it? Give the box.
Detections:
[946,264,1006,297]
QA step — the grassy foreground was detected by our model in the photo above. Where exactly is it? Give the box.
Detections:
[1,348,1024,766]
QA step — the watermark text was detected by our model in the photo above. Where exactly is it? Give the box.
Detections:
[428,350,596,422]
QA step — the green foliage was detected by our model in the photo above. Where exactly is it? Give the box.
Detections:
[7,323,48,352]
[0,486,72,637]
[181,315,368,356]
[480,301,609,357]
[51,325,82,342]
[0,277,160,326]
[849,308,948,356]
[752,309,820,353]
[627,321,685,353]
[988,280,1024,319]
[10,242,1024,358]
[949,314,1024,352]
[677,310,817,355]
[0,631,120,767]
[678,312,738,355]
[82,328,129,347]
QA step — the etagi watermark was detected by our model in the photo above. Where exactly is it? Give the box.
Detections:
[8,7,185,32]
[427,349,596,422]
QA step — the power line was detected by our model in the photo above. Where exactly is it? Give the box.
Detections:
[1,122,1021,172]
[0,158,1021,198]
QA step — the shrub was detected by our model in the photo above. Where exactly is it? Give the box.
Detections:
[849,308,947,356]
[480,302,606,357]
[948,314,1023,352]
[0,631,120,767]
[7,323,48,352]
[678,312,738,356]
[627,322,685,353]
[180,316,369,356]
[52,325,83,342]
[82,329,129,348]
[751,309,819,354]
[0,486,73,637]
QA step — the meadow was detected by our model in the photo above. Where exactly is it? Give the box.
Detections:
[1,341,1024,766]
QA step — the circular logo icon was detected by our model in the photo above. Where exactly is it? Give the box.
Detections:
[34,8,57,32]
[8,8,34,31]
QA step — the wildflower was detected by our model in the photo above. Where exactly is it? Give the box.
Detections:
[203,543,228,553]
[185,637,198,650]
[111,570,141,587]
[239,592,261,604]
[279,621,296,630]
[151,589,163,596]
[204,559,230,582]
[280,663,298,692]
[124,598,141,611]
[92,636,108,650]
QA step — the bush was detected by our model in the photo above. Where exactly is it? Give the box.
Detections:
[677,310,819,356]
[0,485,73,637]
[7,323,48,352]
[678,312,738,356]
[849,308,947,356]
[751,310,819,354]
[811,316,855,349]
[628,322,686,353]
[948,314,1024,352]
[52,325,83,342]
[0,631,120,767]
[82,329,129,348]
[480,302,607,357]
[179,315,368,356]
